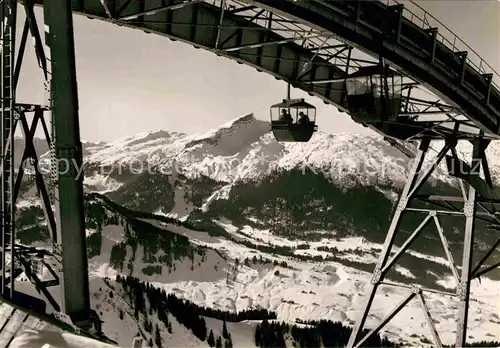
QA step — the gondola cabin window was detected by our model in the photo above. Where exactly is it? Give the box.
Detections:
[345,65,403,123]
[270,98,318,142]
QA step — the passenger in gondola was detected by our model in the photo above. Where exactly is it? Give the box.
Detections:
[298,111,310,126]
[279,109,293,123]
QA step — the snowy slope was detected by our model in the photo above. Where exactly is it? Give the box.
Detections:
[6,279,208,348]
[11,113,500,347]
[11,329,115,348]
[7,217,500,347]
[77,197,500,347]
[91,218,500,347]
[6,275,215,348]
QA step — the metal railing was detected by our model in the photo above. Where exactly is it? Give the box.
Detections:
[209,0,500,100]
[216,0,500,87]
[385,0,500,89]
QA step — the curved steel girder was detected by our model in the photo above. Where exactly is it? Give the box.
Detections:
[30,0,349,112]
[24,0,499,142]
[245,0,500,138]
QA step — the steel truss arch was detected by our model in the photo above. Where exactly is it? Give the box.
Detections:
[37,0,500,144]
[1,0,500,346]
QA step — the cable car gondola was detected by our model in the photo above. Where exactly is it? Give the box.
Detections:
[270,85,317,142]
[345,62,432,140]
[345,64,403,124]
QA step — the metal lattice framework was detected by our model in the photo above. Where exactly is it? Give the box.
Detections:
[0,0,499,346]
[347,137,500,347]
[59,0,500,155]
[0,0,107,343]
[76,0,500,140]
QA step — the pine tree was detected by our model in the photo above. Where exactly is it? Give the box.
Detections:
[143,317,149,332]
[222,320,229,339]
[197,316,207,341]
[255,325,261,346]
[154,324,162,348]
[215,336,222,348]
[225,336,233,348]
[207,330,215,347]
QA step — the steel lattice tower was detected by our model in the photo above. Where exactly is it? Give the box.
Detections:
[347,136,500,348]
[0,0,99,336]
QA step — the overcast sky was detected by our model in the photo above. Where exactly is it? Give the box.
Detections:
[15,1,500,142]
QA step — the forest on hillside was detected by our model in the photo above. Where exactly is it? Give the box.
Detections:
[112,276,393,347]
[113,275,275,347]
[113,276,500,348]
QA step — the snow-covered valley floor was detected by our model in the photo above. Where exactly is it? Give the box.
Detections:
[87,218,500,347]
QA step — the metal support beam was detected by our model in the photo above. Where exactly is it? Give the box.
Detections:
[0,2,71,330]
[43,1,91,325]
[457,51,467,85]
[99,0,113,19]
[224,33,323,52]
[347,138,430,348]
[346,137,493,347]
[473,260,500,279]
[228,5,256,14]
[471,236,500,278]
[214,0,226,49]
[13,20,28,88]
[24,0,49,81]
[0,0,99,334]
[455,139,480,347]
[388,4,403,43]
[426,28,438,65]
[14,110,56,241]
[297,44,350,81]
[355,2,361,23]
[117,0,133,16]
[483,73,493,105]
[119,0,201,21]
[1,0,16,299]
[217,9,264,49]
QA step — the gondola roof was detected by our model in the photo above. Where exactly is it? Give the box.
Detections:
[271,98,315,109]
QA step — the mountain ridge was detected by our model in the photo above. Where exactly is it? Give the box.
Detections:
[11,112,500,346]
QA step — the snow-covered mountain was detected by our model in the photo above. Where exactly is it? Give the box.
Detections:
[76,114,437,188]
[74,113,500,186]
[12,113,500,347]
